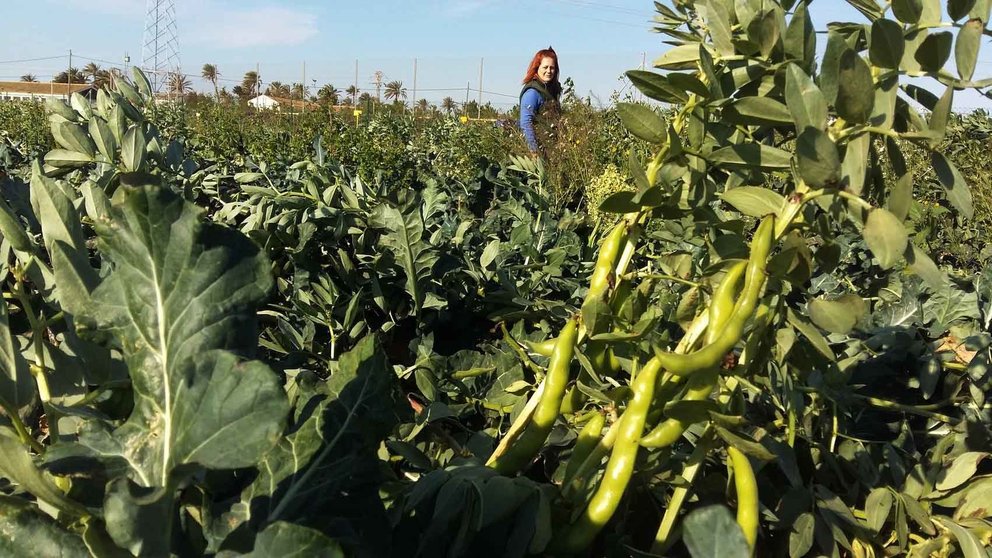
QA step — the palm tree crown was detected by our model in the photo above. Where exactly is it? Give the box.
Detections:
[383,80,407,104]
[201,63,220,98]
[20,74,38,82]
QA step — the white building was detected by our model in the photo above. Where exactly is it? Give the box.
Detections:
[0,82,96,102]
[248,94,316,112]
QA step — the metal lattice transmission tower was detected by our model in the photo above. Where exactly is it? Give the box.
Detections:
[141,0,180,92]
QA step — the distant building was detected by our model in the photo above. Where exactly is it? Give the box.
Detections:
[248,94,317,112]
[0,81,96,102]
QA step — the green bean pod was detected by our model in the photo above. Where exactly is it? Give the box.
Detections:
[558,357,661,553]
[652,216,774,377]
[525,337,558,357]
[489,317,579,475]
[640,367,718,448]
[585,222,627,303]
[705,261,747,345]
[563,412,606,485]
[729,446,759,552]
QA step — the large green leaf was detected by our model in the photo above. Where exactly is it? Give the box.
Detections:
[0,428,85,516]
[915,31,953,72]
[869,19,905,68]
[0,495,90,556]
[835,50,875,124]
[955,18,982,81]
[50,120,96,158]
[617,103,667,144]
[931,152,974,219]
[719,187,785,217]
[682,505,751,558]
[229,522,344,558]
[785,64,827,132]
[891,0,923,23]
[864,208,908,269]
[52,185,287,487]
[723,97,793,126]
[216,336,397,555]
[808,294,867,334]
[796,128,841,187]
[0,298,34,414]
[708,143,793,170]
[922,283,981,335]
[380,198,440,315]
[784,1,816,71]
[654,44,702,70]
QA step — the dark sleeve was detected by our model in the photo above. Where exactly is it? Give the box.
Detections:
[519,88,544,152]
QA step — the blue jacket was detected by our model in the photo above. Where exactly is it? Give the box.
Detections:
[520,88,544,152]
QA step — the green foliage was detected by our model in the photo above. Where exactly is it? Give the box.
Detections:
[1,3,992,557]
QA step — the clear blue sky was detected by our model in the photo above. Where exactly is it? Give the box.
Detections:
[2,0,989,109]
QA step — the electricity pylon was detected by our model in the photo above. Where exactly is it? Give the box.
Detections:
[141,0,180,92]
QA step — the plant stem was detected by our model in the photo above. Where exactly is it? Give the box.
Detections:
[650,427,715,554]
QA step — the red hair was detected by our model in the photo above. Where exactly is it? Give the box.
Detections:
[522,47,561,98]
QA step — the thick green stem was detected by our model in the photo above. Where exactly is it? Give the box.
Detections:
[650,428,716,554]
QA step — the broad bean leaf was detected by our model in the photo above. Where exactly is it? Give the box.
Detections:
[217,336,397,555]
[864,208,907,269]
[379,199,440,315]
[0,297,34,413]
[225,522,344,558]
[0,428,86,516]
[0,495,89,556]
[682,505,750,558]
[923,284,981,336]
[931,151,974,220]
[869,19,905,68]
[52,185,287,487]
[719,187,784,217]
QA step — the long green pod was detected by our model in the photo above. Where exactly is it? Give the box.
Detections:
[525,337,558,357]
[563,412,606,485]
[489,317,579,475]
[705,260,747,345]
[584,222,627,303]
[729,446,759,552]
[559,357,660,553]
[652,216,774,377]
[640,367,719,448]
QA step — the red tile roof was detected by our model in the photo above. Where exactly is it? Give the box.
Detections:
[0,81,95,96]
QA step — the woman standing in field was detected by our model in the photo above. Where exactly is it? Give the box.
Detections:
[519,47,562,154]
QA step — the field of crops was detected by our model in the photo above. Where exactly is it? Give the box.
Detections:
[1,1,992,557]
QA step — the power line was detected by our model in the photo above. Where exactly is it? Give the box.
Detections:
[0,55,67,65]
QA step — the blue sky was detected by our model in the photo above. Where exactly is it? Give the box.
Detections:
[2,0,990,109]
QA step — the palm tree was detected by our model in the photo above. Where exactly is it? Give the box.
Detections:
[167,71,192,96]
[20,74,37,82]
[92,69,113,89]
[441,97,457,115]
[82,62,101,83]
[317,84,339,106]
[265,81,290,98]
[232,85,247,100]
[53,67,86,85]
[416,98,429,113]
[291,83,304,100]
[358,92,373,106]
[383,80,407,104]
[241,71,260,97]
[345,85,359,106]
[201,63,220,98]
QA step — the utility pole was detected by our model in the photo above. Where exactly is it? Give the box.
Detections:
[67,49,72,94]
[478,57,484,118]
[412,58,417,112]
[256,62,260,97]
[354,59,358,106]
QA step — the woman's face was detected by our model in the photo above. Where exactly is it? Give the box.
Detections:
[537,56,556,83]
